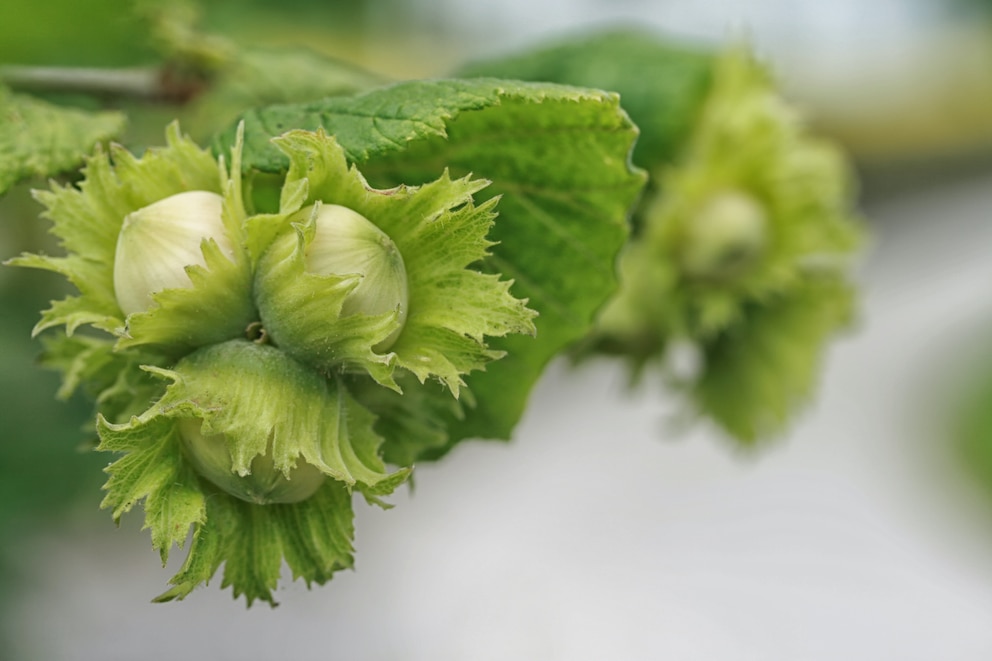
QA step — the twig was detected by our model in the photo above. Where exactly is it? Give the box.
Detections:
[0,65,202,103]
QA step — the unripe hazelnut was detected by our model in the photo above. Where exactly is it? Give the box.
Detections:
[177,418,326,505]
[680,190,767,280]
[256,202,410,361]
[113,191,233,316]
[304,204,409,349]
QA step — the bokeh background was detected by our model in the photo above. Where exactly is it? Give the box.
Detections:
[4,1,992,659]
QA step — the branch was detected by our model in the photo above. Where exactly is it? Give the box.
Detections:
[0,65,203,103]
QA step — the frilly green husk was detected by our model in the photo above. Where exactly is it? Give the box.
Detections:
[251,129,537,396]
[9,120,537,604]
[592,47,863,442]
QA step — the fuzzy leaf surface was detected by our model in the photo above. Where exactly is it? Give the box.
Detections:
[188,48,388,136]
[455,29,714,171]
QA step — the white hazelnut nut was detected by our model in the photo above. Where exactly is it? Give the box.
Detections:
[304,204,409,350]
[177,418,326,505]
[113,190,232,316]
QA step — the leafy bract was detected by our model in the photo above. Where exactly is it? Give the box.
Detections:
[0,85,125,195]
[693,279,855,443]
[594,48,862,443]
[102,340,408,494]
[153,480,356,606]
[252,130,536,396]
[350,372,467,467]
[98,415,206,562]
[98,406,356,606]
[214,78,645,457]
[594,47,862,348]
[7,122,255,355]
[95,339,405,604]
[38,333,165,424]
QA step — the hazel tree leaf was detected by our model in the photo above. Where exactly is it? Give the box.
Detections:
[465,32,866,445]
[188,48,388,136]
[0,85,125,195]
[455,29,714,171]
[214,78,645,455]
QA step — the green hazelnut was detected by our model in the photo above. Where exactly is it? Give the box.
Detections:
[113,190,232,316]
[680,190,767,280]
[177,418,326,505]
[304,204,409,349]
[256,202,410,365]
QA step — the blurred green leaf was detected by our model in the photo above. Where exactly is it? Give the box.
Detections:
[0,85,125,195]
[955,348,992,502]
[0,0,157,66]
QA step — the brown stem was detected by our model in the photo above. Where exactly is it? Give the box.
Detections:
[0,64,204,103]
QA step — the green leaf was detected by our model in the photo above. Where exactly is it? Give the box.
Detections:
[456,33,867,445]
[0,85,125,195]
[954,352,992,504]
[693,279,855,443]
[188,48,388,137]
[215,78,645,453]
[455,29,714,172]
